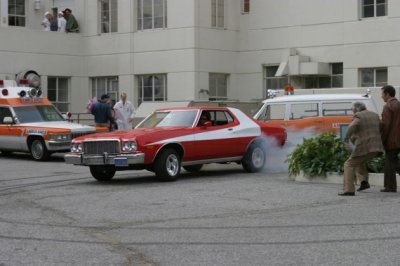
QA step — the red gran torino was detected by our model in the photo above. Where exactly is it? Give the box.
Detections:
[65,107,286,181]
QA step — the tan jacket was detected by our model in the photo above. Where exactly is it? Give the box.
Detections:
[381,97,400,150]
[344,110,384,157]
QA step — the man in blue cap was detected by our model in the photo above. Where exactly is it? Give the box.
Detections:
[91,94,114,130]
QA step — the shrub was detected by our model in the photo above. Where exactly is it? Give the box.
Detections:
[286,132,350,178]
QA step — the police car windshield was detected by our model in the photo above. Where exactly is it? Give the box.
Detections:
[13,105,64,123]
[137,110,197,128]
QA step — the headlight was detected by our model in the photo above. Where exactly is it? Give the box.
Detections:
[49,134,71,142]
[122,141,137,152]
[71,143,83,153]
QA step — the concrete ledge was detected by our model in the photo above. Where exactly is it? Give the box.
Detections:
[295,172,399,187]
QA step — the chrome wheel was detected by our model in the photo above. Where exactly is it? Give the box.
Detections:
[251,147,265,169]
[166,154,179,176]
[30,139,50,161]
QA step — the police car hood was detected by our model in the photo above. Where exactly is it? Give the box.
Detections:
[21,121,95,133]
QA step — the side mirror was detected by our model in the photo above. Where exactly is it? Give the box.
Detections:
[3,117,14,125]
[203,121,212,127]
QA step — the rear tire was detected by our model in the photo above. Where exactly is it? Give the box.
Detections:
[90,166,116,181]
[30,139,50,161]
[154,148,181,181]
[183,164,203,172]
[242,142,266,173]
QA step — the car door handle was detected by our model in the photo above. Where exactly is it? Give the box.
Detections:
[228,128,233,131]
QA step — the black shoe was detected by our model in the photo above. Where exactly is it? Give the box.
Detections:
[357,181,370,191]
[338,192,355,196]
[380,188,397,192]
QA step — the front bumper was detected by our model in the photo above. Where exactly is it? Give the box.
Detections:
[46,141,71,151]
[64,153,145,166]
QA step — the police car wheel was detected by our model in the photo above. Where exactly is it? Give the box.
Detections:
[242,143,266,173]
[30,139,50,161]
[89,166,116,181]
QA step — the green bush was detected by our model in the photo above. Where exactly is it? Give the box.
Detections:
[286,132,350,178]
[367,154,385,173]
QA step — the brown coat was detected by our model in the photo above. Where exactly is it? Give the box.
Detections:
[344,110,384,157]
[381,97,400,150]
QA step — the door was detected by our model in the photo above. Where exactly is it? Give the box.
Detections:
[193,110,239,160]
[286,102,323,132]
[0,106,24,151]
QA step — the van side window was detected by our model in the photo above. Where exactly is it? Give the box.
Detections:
[290,103,319,120]
[263,104,285,120]
[322,102,353,116]
[0,107,13,124]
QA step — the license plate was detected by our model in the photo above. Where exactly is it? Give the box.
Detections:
[114,157,128,167]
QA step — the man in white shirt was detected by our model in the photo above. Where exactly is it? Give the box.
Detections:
[114,92,135,130]
[58,11,67,32]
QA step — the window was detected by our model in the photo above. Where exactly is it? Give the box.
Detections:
[211,0,224,28]
[290,103,319,120]
[137,74,167,104]
[100,0,118,33]
[91,77,119,102]
[361,0,387,18]
[48,77,70,113]
[304,63,343,89]
[265,66,289,94]
[0,107,13,124]
[360,68,387,87]
[322,102,353,117]
[209,73,228,101]
[137,0,167,30]
[241,0,249,14]
[262,104,286,121]
[8,0,25,26]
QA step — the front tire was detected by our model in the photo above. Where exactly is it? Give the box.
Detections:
[183,164,203,172]
[242,143,266,173]
[30,139,50,161]
[154,148,181,181]
[90,166,116,181]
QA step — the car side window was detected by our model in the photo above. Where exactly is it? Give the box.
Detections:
[214,111,233,126]
[262,104,286,121]
[322,102,353,116]
[0,107,13,124]
[290,103,319,120]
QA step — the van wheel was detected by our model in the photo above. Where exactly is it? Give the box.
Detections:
[90,166,116,181]
[154,148,181,181]
[30,139,50,161]
[242,143,266,173]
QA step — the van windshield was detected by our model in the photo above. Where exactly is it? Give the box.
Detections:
[13,105,64,123]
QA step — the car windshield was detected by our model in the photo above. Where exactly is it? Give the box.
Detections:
[137,110,198,128]
[13,105,64,123]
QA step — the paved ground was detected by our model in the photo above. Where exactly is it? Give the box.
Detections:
[1,152,400,265]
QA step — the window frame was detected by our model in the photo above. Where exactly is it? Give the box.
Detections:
[264,65,289,97]
[137,74,168,104]
[91,76,119,103]
[209,73,229,101]
[211,0,224,28]
[137,0,168,31]
[360,0,387,18]
[47,77,71,113]
[99,0,118,33]
[8,0,26,27]
[359,67,388,87]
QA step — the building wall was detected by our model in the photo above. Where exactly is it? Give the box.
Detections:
[0,0,399,115]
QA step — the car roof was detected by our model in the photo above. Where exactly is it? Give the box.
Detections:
[261,94,371,103]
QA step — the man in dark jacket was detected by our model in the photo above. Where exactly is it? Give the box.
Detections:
[339,102,384,196]
[381,85,400,192]
[91,94,114,129]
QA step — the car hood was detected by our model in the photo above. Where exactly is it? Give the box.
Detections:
[21,121,96,133]
[73,127,191,144]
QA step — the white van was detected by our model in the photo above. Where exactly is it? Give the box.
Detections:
[253,94,377,132]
